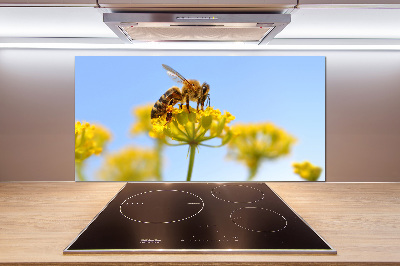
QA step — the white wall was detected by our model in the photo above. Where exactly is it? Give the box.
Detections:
[1,48,399,182]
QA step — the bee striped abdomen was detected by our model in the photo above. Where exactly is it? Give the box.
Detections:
[151,86,183,119]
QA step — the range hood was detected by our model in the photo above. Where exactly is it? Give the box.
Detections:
[103,13,291,45]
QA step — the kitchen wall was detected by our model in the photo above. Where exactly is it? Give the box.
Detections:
[0,48,399,182]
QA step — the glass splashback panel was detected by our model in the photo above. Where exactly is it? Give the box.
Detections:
[75,56,325,182]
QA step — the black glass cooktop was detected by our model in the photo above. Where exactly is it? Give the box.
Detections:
[64,182,336,254]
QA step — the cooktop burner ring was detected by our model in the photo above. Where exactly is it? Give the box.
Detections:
[230,206,288,233]
[211,184,265,203]
[119,189,204,224]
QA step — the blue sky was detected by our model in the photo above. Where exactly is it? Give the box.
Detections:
[75,56,325,182]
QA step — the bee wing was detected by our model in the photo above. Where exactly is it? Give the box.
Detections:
[162,64,191,86]
[165,71,185,84]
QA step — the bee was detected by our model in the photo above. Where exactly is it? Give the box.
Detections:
[151,64,210,124]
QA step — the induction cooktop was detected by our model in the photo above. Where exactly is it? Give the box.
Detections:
[64,182,336,254]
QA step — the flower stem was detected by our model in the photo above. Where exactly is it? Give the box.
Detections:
[248,167,258,181]
[186,144,197,181]
[247,159,260,181]
[155,138,163,181]
[75,161,87,181]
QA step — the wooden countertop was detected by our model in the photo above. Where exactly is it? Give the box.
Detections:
[0,182,399,265]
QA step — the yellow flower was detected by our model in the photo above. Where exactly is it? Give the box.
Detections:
[75,121,85,134]
[227,122,296,180]
[151,106,235,146]
[131,103,165,180]
[151,106,235,181]
[75,121,111,163]
[292,161,322,181]
[98,146,158,181]
[131,103,165,139]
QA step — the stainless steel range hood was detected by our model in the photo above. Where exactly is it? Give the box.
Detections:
[103,13,291,45]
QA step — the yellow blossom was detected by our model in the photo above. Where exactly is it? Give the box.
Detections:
[227,122,296,180]
[131,103,165,139]
[98,146,158,181]
[131,104,165,180]
[151,106,235,146]
[151,106,235,181]
[292,161,322,181]
[75,121,111,163]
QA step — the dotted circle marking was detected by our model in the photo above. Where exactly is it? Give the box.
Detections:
[211,185,265,204]
[230,207,287,233]
[120,190,204,224]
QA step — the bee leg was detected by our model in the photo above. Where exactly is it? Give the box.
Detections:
[196,101,200,111]
[179,103,183,109]
[186,98,190,113]
[164,112,173,126]
[164,103,174,126]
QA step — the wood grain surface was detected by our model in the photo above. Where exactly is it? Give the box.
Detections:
[0,182,399,265]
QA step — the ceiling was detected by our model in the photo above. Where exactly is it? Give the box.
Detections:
[0,6,400,45]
